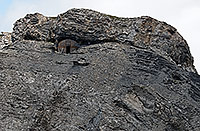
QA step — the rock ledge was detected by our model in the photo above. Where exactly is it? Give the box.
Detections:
[12,8,196,73]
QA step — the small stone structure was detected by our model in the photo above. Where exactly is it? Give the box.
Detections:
[57,39,80,53]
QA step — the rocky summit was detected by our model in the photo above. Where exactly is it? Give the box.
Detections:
[0,8,200,131]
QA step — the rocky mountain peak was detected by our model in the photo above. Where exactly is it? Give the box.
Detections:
[11,8,197,73]
[0,8,200,130]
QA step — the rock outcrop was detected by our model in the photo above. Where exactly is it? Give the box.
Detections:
[12,8,196,73]
[0,8,200,130]
[0,32,12,50]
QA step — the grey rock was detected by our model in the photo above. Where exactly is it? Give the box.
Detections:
[12,8,197,73]
[0,8,199,130]
[0,32,12,50]
[12,13,55,42]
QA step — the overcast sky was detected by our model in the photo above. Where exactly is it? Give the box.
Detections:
[0,0,200,72]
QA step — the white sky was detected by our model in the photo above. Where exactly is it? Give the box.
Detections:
[0,0,200,73]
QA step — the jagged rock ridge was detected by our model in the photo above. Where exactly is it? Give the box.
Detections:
[0,8,199,131]
[12,8,196,73]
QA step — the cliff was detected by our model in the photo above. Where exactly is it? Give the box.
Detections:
[0,8,200,130]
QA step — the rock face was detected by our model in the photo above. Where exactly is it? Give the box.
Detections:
[0,8,199,130]
[0,32,12,50]
[12,8,196,73]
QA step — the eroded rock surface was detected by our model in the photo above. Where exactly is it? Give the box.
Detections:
[12,8,196,73]
[0,32,12,50]
[0,8,200,131]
